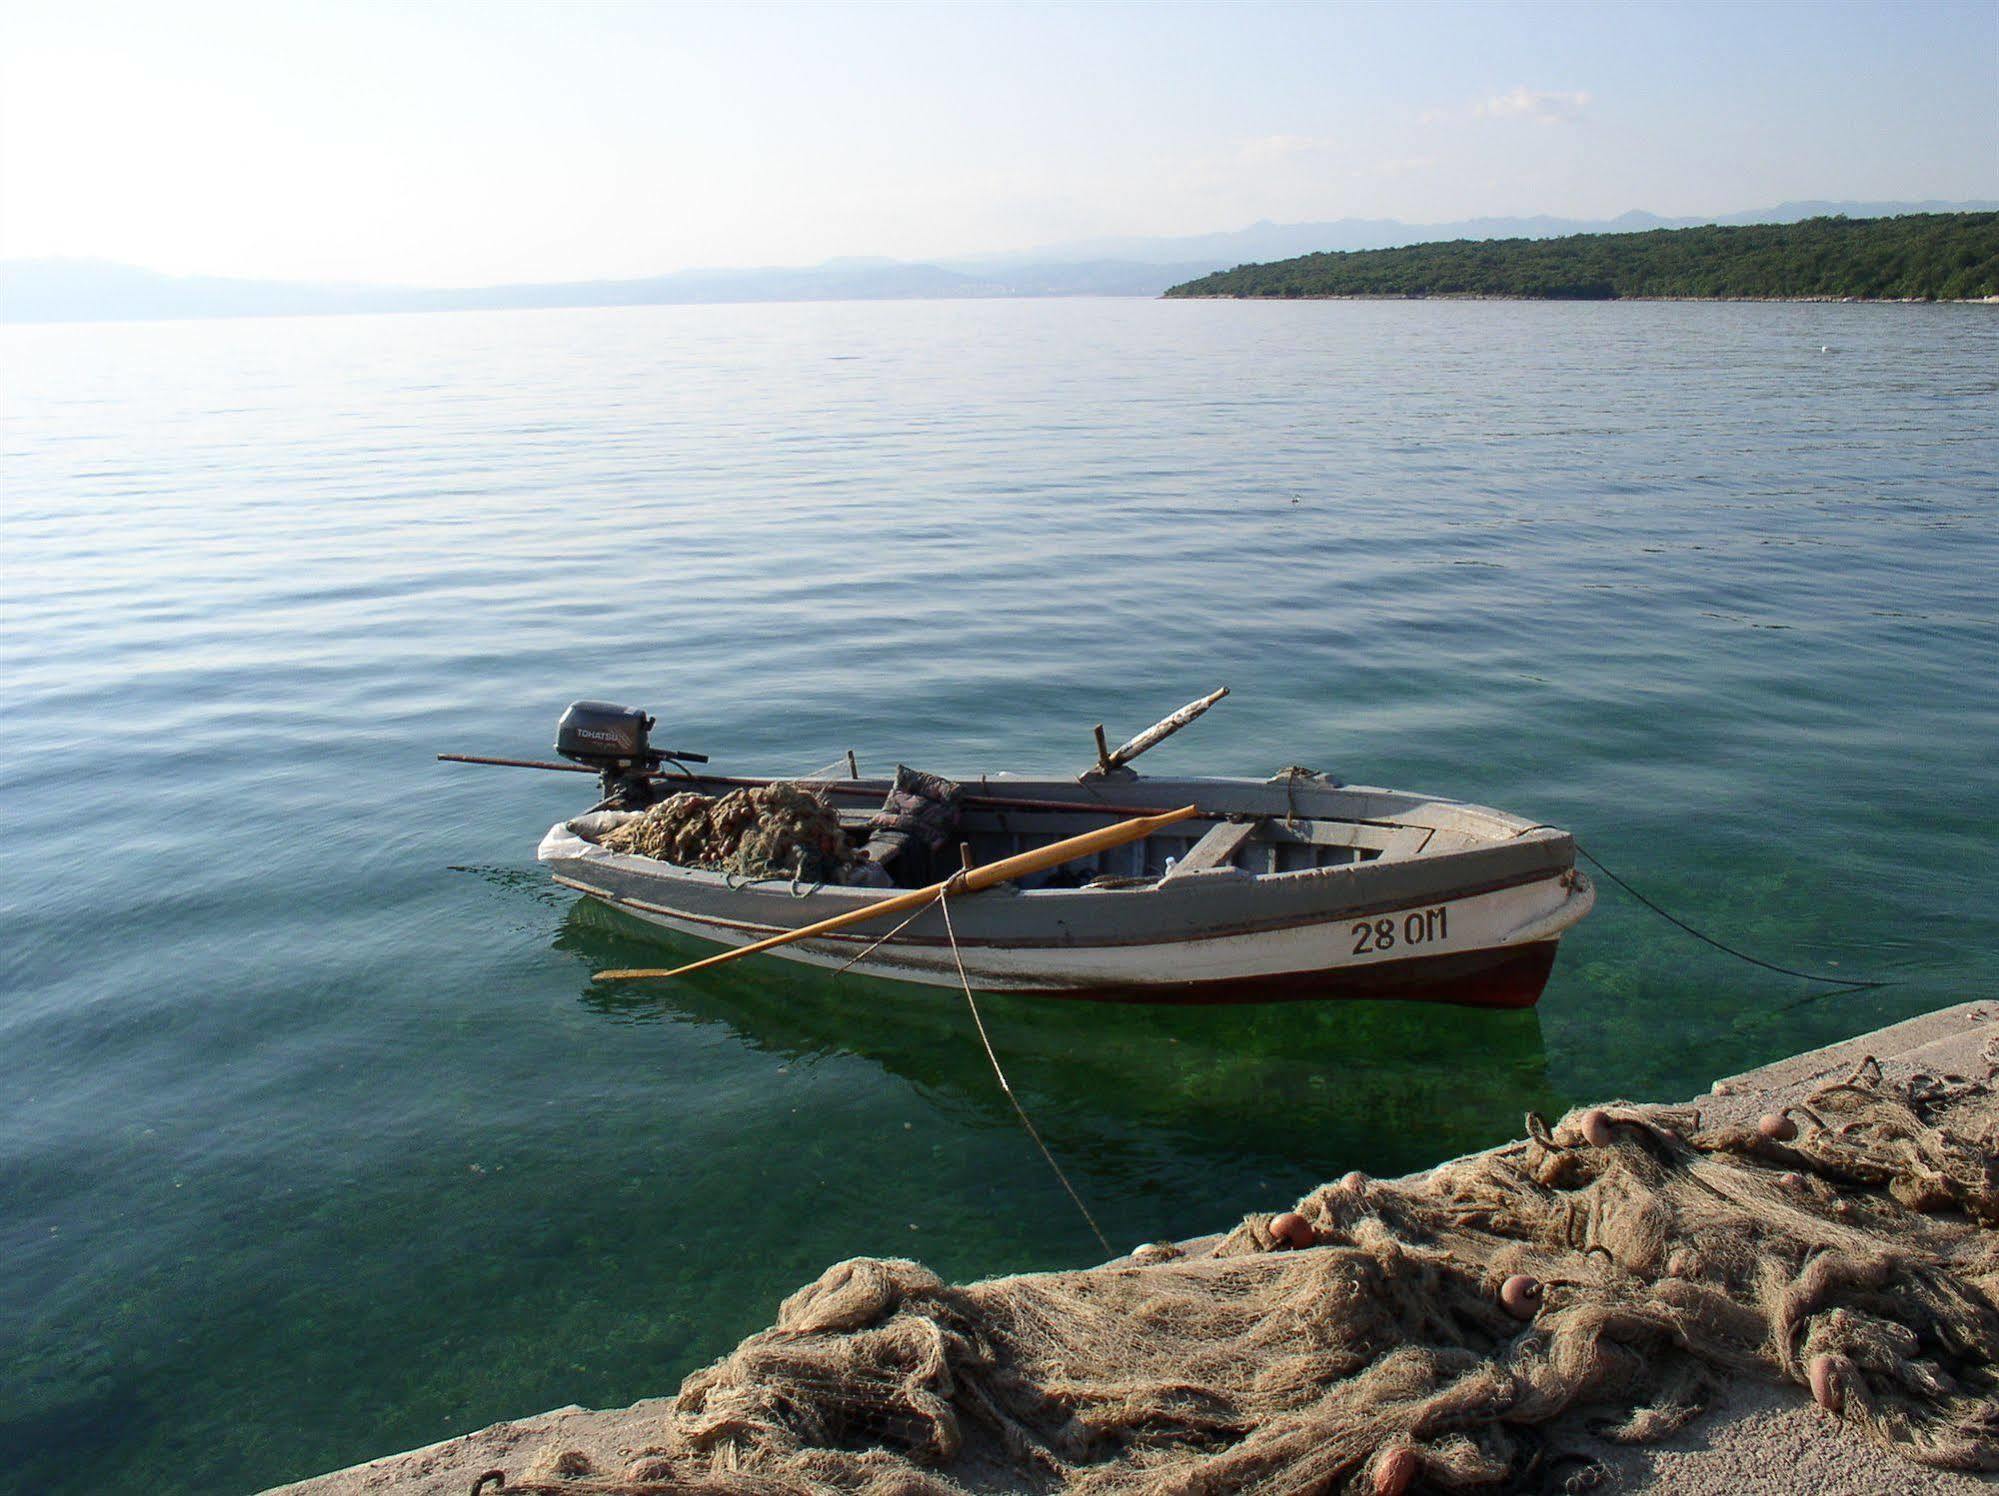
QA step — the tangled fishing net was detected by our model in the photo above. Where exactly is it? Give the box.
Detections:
[482,1059,1997,1495]
[601,784,853,882]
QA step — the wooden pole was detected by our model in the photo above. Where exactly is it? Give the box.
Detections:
[439,754,1189,819]
[1088,686,1229,776]
[593,804,1198,983]
[438,753,596,774]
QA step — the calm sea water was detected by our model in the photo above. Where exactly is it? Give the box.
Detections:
[2,298,1994,1493]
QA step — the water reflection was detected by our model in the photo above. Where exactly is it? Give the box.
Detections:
[555,896,1557,1183]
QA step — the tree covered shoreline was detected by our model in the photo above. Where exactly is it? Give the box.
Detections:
[1164,213,1999,302]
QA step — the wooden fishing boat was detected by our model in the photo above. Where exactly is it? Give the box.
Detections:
[538,776,1590,1008]
[493,692,1594,1009]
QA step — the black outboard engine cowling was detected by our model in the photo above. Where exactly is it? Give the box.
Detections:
[556,700,653,765]
[553,701,709,805]
[556,701,658,805]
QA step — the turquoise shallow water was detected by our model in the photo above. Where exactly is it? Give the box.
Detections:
[2,298,1995,1493]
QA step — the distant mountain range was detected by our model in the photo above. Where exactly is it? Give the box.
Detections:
[5,201,1993,324]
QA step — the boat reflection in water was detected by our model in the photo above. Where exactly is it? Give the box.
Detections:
[555,898,1557,1189]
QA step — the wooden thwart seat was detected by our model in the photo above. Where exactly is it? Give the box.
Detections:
[1375,826,1435,862]
[1162,819,1262,880]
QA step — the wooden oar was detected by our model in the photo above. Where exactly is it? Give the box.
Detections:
[593,804,1199,983]
[439,753,1192,820]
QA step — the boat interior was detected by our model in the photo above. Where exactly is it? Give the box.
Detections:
[578,772,1530,892]
[860,806,1489,890]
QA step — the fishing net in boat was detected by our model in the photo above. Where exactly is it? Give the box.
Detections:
[600,783,853,882]
[487,1059,1998,1494]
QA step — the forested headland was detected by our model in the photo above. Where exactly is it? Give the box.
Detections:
[1164,213,1999,301]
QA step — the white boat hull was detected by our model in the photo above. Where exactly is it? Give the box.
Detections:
[539,770,1597,1007]
[548,838,1592,1007]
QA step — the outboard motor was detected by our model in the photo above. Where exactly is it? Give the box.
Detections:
[555,701,707,805]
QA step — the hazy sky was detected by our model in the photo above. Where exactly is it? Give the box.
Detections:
[3,0,1994,285]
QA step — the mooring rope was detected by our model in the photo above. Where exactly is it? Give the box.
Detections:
[937,888,1114,1257]
[1572,840,1884,990]
[796,754,855,782]
[831,899,934,975]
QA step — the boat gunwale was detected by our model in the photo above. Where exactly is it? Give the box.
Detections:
[549,859,1584,951]
[543,814,1572,907]
[548,770,1564,899]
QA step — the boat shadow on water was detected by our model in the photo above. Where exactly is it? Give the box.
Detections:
[553,897,1560,1183]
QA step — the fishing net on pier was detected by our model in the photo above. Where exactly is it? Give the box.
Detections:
[488,1059,1999,1496]
[601,783,853,882]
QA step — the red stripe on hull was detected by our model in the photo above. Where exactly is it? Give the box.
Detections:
[1008,941,1561,1009]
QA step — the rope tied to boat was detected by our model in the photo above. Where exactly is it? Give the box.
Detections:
[1511,826,1886,990]
[807,866,1111,1257]
[937,886,1113,1259]
[825,867,974,974]
[1580,841,1885,990]
[828,899,932,976]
